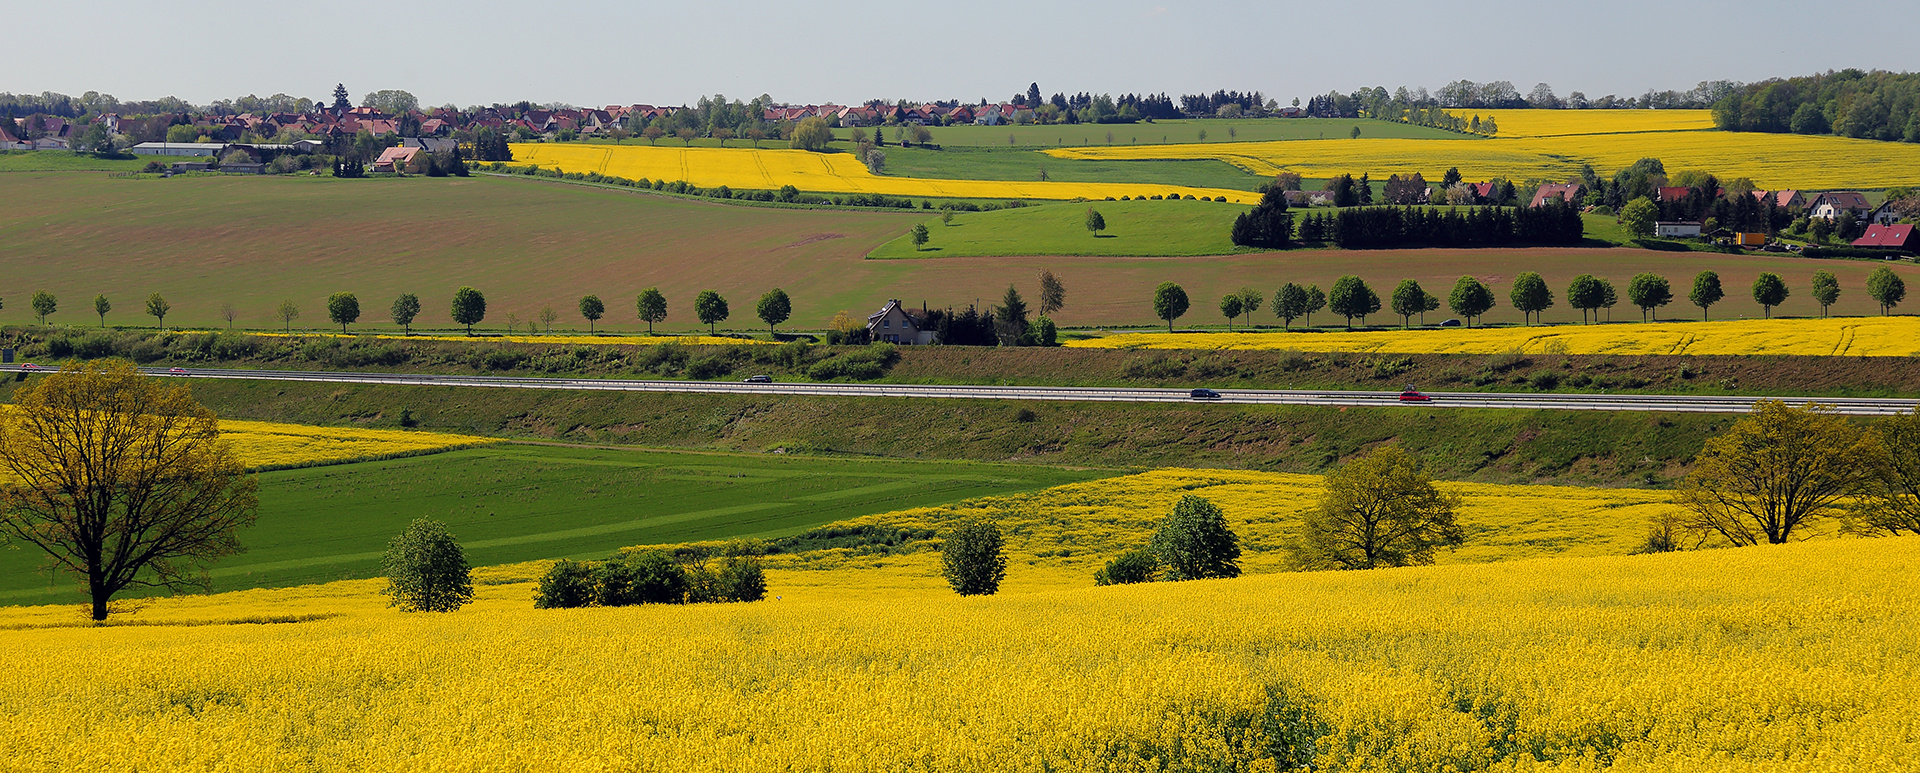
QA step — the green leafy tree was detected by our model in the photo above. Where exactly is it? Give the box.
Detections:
[1628,273,1673,322]
[578,294,605,333]
[1811,271,1841,318]
[277,300,300,332]
[532,559,595,609]
[1274,282,1310,330]
[1509,272,1554,325]
[1327,275,1380,329]
[995,285,1032,345]
[1304,285,1327,327]
[1389,279,1427,328]
[1038,269,1067,316]
[0,360,260,621]
[390,293,420,334]
[93,295,110,327]
[910,223,929,251]
[450,287,487,334]
[1620,197,1658,239]
[789,117,834,152]
[756,288,791,335]
[1290,446,1463,570]
[1855,410,1920,536]
[694,289,729,334]
[1093,547,1160,586]
[145,292,171,331]
[940,518,1006,596]
[1084,208,1106,236]
[1150,495,1241,581]
[1690,271,1724,320]
[1152,282,1189,332]
[1235,287,1263,328]
[1750,272,1789,318]
[636,288,668,333]
[1868,266,1907,315]
[609,551,688,604]
[30,290,56,326]
[1219,294,1243,329]
[1567,274,1605,324]
[326,292,358,333]
[1447,276,1495,327]
[1676,401,1878,546]
[381,518,473,612]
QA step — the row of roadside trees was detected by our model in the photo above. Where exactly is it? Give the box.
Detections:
[1148,265,1910,331]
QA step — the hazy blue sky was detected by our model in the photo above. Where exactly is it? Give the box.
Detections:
[12,1,1918,108]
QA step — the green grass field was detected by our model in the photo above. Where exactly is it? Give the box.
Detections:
[0,443,1111,604]
[877,146,1266,191]
[0,150,158,172]
[908,118,1468,147]
[870,199,1250,259]
[6,172,1914,331]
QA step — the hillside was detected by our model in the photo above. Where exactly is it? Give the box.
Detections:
[3,173,1908,331]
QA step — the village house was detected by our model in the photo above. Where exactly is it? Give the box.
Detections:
[371,146,425,173]
[1529,183,1583,208]
[1807,192,1870,221]
[1852,224,1919,252]
[866,300,934,345]
[1655,221,1704,238]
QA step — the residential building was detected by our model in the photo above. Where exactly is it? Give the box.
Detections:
[130,142,228,156]
[371,146,425,173]
[1808,192,1870,221]
[1529,183,1583,208]
[865,300,934,345]
[1852,224,1918,251]
[1655,221,1703,238]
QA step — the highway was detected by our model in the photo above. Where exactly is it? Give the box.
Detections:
[2,364,1912,416]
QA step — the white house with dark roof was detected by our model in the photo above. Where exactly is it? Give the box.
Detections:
[1808,192,1870,221]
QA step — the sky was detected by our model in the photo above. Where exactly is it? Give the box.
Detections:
[11,0,1919,110]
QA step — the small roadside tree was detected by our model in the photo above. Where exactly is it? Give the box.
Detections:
[0,360,260,621]
[757,288,791,335]
[30,290,56,325]
[390,293,421,334]
[277,300,300,332]
[1150,495,1241,581]
[1811,271,1841,318]
[1275,282,1310,330]
[221,302,237,330]
[1620,196,1658,239]
[694,290,729,334]
[538,305,558,334]
[145,292,171,331]
[1509,272,1554,325]
[1868,266,1906,315]
[1235,287,1263,328]
[1628,272,1673,322]
[1389,279,1427,328]
[578,294,605,333]
[450,287,487,335]
[1219,293,1243,329]
[381,518,474,612]
[1039,269,1068,316]
[1750,272,1789,318]
[1290,445,1463,570]
[1304,285,1327,327]
[1327,275,1380,329]
[636,288,668,333]
[325,292,358,333]
[1152,282,1189,332]
[940,518,1006,596]
[1447,276,1494,328]
[94,294,111,327]
[1690,271,1724,321]
[1567,274,1605,324]
[911,223,929,251]
[1676,401,1878,546]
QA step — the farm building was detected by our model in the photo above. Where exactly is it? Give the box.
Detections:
[131,142,227,156]
[1808,192,1870,220]
[1655,221,1703,238]
[866,300,934,345]
[1852,224,1918,251]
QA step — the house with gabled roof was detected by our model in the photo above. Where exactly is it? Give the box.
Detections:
[1853,224,1918,251]
[371,146,425,174]
[1808,192,1870,221]
[866,299,934,345]
[1529,183,1583,208]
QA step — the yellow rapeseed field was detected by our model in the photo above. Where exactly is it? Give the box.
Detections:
[1045,110,1920,189]
[219,420,496,470]
[1467,109,1719,138]
[1069,315,1920,357]
[0,521,1910,770]
[506,143,1260,203]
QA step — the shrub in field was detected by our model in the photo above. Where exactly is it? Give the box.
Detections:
[941,518,1007,596]
[619,551,689,605]
[1094,547,1160,586]
[382,518,473,613]
[534,560,596,609]
[1151,495,1241,581]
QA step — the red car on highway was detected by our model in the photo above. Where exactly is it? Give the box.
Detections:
[1398,385,1432,403]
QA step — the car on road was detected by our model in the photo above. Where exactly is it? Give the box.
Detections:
[1189,388,1221,400]
[18,363,41,370]
[1398,386,1432,402]
[743,375,773,383]
[168,368,188,375]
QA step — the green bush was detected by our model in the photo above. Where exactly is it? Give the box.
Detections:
[1528,370,1562,391]
[533,559,596,609]
[940,518,1007,596]
[1094,548,1160,586]
[1151,495,1241,581]
[623,551,689,604]
[686,355,733,380]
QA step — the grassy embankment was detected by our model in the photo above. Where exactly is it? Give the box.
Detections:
[0,442,1107,604]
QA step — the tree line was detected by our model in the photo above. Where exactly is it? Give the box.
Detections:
[1711,69,1920,143]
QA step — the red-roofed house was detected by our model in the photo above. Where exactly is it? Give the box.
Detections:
[1657,186,1724,203]
[1809,192,1870,220]
[1530,183,1583,208]
[371,146,425,173]
[1753,189,1806,209]
[1852,224,1919,251]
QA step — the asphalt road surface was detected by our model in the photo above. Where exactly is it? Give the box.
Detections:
[3,364,1911,416]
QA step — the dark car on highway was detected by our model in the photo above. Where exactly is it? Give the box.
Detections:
[1189,388,1221,400]
[743,375,773,383]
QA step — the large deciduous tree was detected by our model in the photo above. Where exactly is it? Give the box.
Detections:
[756,288,791,335]
[1690,271,1724,320]
[578,294,605,333]
[1868,266,1906,315]
[390,293,421,334]
[1327,275,1380,329]
[326,292,359,333]
[1274,282,1310,330]
[1152,282,1189,332]
[940,518,1006,596]
[1290,445,1462,570]
[381,518,473,613]
[636,288,668,333]
[1750,272,1789,318]
[1677,401,1878,545]
[694,290,729,334]
[1628,272,1673,322]
[450,287,487,335]
[0,360,259,621]
[789,117,834,152]
[1447,276,1495,328]
[1508,272,1554,325]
